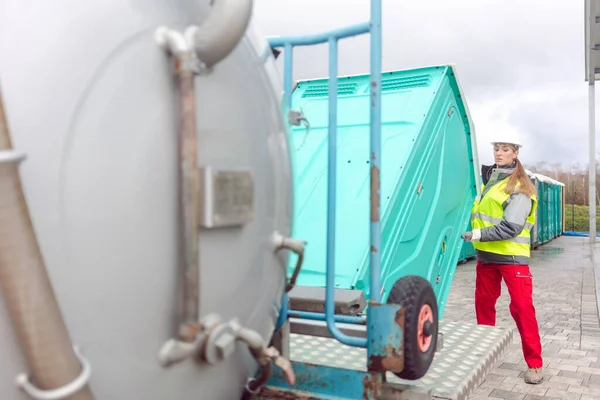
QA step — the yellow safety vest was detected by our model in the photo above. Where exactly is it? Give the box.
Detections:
[471,179,537,258]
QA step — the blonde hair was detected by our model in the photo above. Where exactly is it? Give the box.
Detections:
[504,157,536,197]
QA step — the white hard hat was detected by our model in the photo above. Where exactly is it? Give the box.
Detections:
[490,132,522,148]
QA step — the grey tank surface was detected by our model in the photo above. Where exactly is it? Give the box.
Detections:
[0,1,293,399]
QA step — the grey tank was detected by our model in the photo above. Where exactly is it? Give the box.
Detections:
[0,1,292,399]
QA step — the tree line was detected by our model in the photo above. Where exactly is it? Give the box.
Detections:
[523,161,599,206]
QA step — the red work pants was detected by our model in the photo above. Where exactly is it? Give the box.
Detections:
[475,261,543,368]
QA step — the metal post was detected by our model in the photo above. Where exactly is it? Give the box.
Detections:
[283,43,293,110]
[590,82,596,243]
[572,180,575,231]
[369,0,383,304]
[587,0,597,243]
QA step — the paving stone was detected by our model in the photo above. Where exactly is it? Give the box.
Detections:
[489,389,525,399]
[485,373,507,382]
[576,366,600,376]
[523,395,559,400]
[499,363,524,372]
[557,370,592,380]
[565,385,600,396]
[581,380,600,389]
[543,389,583,400]
[471,387,494,397]
[479,380,517,392]
[559,359,592,368]
[568,355,598,363]
[559,350,587,357]
[547,363,579,372]
[509,384,548,396]
[549,376,584,386]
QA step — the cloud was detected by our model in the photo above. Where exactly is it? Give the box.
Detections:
[253,0,593,165]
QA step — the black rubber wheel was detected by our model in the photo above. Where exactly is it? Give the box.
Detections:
[386,275,439,380]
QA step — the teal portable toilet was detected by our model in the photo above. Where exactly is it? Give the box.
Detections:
[535,173,550,244]
[552,180,565,237]
[542,175,550,243]
[558,181,565,235]
[287,66,480,317]
[547,178,556,240]
[525,170,539,248]
[534,173,545,244]
[551,179,559,238]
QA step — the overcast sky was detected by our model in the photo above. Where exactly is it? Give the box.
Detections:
[253,0,590,167]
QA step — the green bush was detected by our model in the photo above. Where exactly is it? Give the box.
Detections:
[563,204,600,232]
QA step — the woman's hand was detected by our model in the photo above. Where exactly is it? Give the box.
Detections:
[461,229,481,242]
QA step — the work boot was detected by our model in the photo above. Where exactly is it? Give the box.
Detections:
[524,367,543,384]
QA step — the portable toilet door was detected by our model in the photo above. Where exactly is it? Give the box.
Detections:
[536,174,548,244]
[559,182,565,235]
[554,180,560,238]
[534,174,543,244]
[526,170,539,249]
[543,177,550,243]
[552,177,558,239]
[558,182,565,236]
[548,181,554,239]
[551,179,563,238]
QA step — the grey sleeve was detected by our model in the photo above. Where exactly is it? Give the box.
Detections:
[479,193,533,242]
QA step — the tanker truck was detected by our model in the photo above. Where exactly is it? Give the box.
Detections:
[0,1,512,399]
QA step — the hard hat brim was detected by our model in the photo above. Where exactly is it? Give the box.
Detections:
[490,141,522,148]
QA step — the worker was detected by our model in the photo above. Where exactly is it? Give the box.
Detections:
[461,136,543,385]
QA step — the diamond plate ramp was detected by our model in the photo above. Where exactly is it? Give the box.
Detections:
[289,321,513,400]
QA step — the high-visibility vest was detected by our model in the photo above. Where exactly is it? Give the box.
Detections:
[471,179,537,257]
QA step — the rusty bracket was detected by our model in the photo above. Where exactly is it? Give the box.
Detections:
[366,303,404,374]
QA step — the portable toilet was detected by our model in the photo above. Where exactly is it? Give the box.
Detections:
[548,177,557,239]
[535,173,550,244]
[554,180,565,237]
[525,170,540,248]
[286,65,480,318]
[558,181,565,235]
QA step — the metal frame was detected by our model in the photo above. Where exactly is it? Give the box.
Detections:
[262,1,420,398]
[269,0,383,350]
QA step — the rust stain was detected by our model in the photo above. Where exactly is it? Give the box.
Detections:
[255,387,320,399]
[395,307,405,331]
[292,363,330,389]
[380,345,404,373]
[198,322,219,359]
[368,354,384,373]
[370,245,377,253]
[370,165,380,222]
[369,345,404,373]
[367,308,405,374]
[362,372,382,400]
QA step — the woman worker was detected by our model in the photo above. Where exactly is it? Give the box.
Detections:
[461,135,543,385]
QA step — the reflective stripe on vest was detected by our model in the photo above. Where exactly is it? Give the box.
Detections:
[471,179,537,258]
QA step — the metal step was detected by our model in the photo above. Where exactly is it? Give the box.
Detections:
[287,286,367,316]
[258,321,513,400]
